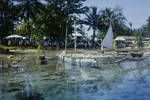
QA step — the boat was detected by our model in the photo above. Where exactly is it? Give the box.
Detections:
[130,51,144,58]
[58,52,97,66]
[58,22,123,66]
[130,32,144,58]
[96,24,120,64]
[39,55,47,65]
[58,19,98,65]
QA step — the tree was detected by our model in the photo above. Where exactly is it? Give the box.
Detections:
[98,7,128,37]
[82,6,100,46]
[136,33,144,49]
[0,0,15,39]
[36,0,88,39]
[143,16,150,37]
[147,16,150,32]
[16,0,44,37]
[137,16,150,38]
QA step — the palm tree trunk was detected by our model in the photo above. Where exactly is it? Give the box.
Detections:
[11,23,14,34]
[27,13,31,38]
[26,0,31,38]
[27,20,31,37]
[92,29,96,48]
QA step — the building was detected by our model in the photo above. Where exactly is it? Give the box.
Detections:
[115,36,136,48]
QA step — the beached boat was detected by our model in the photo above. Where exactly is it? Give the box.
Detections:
[58,19,98,65]
[39,55,48,64]
[58,52,97,66]
[96,24,119,64]
[130,32,144,58]
[58,24,123,65]
[130,51,144,58]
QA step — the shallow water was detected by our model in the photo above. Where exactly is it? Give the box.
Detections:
[0,50,150,100]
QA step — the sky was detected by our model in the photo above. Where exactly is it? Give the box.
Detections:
[84,0,150,29]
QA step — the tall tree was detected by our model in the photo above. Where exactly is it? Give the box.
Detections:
[16,0,44,37]
[138,16,150,37]
[36,0,88,39]
[0,0,15,39]
[98,7,128,37]
[145,16,150,37]
[82,6,100,45]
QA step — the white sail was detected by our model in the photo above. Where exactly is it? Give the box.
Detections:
[101,24,114,49]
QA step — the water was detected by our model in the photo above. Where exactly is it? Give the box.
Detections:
[0,50,150,100]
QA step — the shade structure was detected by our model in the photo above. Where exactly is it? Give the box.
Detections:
[5,35,26,39]
[115,37,126,41]
[72,33,82,37]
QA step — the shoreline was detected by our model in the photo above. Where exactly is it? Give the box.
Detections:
[0,48,150,57]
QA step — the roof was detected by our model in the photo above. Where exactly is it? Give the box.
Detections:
[72,33,82,37]
[5,34,26,39]
[115,36,136,41]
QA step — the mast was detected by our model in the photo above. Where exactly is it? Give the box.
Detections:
[64,20,68,54]
[74,17,77,53]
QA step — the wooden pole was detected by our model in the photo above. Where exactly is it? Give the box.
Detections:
[74,19,77,53]
[101,45,104,54]
[65,20,68,54]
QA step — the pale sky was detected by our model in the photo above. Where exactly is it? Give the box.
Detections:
[84,0,150,29]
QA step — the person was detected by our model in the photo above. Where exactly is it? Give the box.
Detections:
[19,40,23,46]
[8,40,11,46]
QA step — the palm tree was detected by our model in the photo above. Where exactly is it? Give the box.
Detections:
[83,6,100,46]
[36,0,88,39]
[139,16,150,37]
[99,7,127,37]
[146,16,150,37]
[16,0,44,37]
[0,0,15,39]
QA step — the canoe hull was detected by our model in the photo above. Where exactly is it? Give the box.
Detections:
[130,52,143,58]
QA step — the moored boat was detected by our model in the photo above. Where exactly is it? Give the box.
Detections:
[58,23,123,66]
[130,51,144,58]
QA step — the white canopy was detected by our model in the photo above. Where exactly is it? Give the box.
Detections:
[101,24,114,49]
[115,37,126,41]
[5,35,26,39]
[72,33,82,37]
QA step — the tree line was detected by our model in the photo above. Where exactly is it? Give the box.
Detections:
[0,0,149,42]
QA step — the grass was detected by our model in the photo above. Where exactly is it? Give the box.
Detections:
[0,45,10,52]
[0,44,38,50]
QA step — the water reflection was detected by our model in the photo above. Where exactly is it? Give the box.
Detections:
[0,51,150,100]
[15,89,44,100]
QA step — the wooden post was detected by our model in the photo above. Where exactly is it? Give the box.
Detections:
[74,20,77,53]
[101,45,104,54]
[65,20,68,54]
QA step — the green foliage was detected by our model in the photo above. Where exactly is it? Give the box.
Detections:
[97,31,105,39]
[33,0,88,39]
[0,0,15,38]
[138,16,150,37]
[82,6,100,44]
[82,6,131,42]
[31,30,43,41]
[136,33,144,49]
[98,7,130,37]
[16,0,45,36]
[0,0,140,42]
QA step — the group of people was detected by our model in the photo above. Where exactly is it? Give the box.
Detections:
[43,38,101,49]
[1,38,37,47]
[1,37,101,49]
